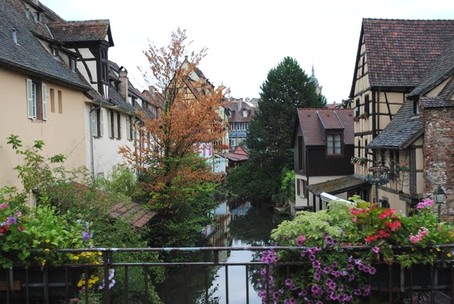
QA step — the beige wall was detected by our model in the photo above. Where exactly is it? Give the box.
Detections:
[0,68,88,189]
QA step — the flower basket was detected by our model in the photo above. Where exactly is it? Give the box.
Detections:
[0,266,81,302]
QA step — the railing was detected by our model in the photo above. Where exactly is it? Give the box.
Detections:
[1,246,453,304]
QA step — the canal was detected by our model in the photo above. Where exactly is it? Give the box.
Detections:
[157,200,290,303]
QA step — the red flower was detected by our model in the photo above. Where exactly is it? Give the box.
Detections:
[379,209,395,219]
[385,220,401,231]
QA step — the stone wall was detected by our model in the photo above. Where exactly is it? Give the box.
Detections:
[423,106,454,215]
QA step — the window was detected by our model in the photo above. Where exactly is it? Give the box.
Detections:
[107,110,121,139]
[327,134,342,156]
[126,116,134,141]
[26,79,47,121]
[355,99,360,117]
[413,99,420,115]
[69,57,76,72]
[364,95,370,114]
[91,107,103,137]
[50,88,55,112]
[58,90,63,114]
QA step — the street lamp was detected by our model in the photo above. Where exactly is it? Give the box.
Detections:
[435,186,446,221]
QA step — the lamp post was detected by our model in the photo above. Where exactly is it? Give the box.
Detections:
[435,186,446,222]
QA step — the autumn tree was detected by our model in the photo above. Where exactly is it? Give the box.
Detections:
[226,57,326,202]
[121,29,228,246]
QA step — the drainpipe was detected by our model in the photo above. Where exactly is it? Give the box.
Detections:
[89,105,101,178]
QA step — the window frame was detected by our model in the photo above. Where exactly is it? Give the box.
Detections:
[26,78,47,121]
[326,133,343,157]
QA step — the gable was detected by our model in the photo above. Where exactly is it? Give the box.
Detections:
[350,19,454,96]
[295,108,354,146]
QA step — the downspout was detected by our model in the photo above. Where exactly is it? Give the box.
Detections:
[89,105,101,179]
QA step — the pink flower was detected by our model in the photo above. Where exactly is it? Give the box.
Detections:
[417,198,434,209]
[296,235,306,246]
[0,203,8,209]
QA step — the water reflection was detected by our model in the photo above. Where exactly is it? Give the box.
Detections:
[157,201,289,303]
[205,201,289,304]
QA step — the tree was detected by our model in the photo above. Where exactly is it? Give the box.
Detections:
[120,28,228,246]
[227,57,326,202]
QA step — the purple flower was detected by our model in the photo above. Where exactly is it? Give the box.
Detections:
[368,266,377,275]
[6,216,17,225]
[312,261,321,269]
[372,246,380,254]
[82,231,92,241]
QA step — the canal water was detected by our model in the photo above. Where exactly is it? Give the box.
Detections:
[158,200,290,303]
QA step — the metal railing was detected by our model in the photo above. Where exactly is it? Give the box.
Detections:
[1,246,453,304]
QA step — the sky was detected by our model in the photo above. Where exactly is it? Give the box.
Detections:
[41,0,454,103]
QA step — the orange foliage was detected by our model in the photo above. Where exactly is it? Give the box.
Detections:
[120,28,228,207]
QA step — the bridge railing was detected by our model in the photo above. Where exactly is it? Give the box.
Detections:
[1,245,453,304]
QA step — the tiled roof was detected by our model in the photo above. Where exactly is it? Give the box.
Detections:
[368,101,423,149]
[0,0,89,89]
[409,38,454,98]
[109,202,156,228]
[307,175,369,196]
[48,20,113,45]
[360,19,454,89]
[296,108,354,146]
[224,100,256,123]
[108,87,136,113]
[422,95,454,109]
[220,146,248,162]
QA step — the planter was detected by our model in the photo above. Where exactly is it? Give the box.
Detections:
[371,263,452,292]
[0,266,81,303]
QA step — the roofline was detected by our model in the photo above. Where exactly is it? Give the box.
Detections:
[0,59,90,91]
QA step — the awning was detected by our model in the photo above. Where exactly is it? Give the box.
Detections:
[307,175,370,196]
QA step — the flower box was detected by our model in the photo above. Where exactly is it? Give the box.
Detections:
[0,266,81,302]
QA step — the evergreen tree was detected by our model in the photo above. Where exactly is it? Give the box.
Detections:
[228,57,326,202]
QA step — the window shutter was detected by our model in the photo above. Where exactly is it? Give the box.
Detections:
[99,108,104,136]
[26,79,35,118]
[126,116,131,140]
[107,110,112,138]
[91,109,97,136]
[42,83,48,120]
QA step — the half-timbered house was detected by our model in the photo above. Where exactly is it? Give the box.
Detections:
[349,18,454,212]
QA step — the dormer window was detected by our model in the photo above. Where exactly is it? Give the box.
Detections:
[413,99,420,115]
[326,133,342,156]
[33,12,40,23]
[242,109,249,117]
[69,57,76,72]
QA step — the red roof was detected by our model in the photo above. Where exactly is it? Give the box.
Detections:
[109,202,156,228]
[357,19,454,90]
[296,108,354,146]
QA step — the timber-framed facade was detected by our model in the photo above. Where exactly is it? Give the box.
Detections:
[350,18,454,213]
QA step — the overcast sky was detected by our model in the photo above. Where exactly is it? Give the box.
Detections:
[41,0,453,103]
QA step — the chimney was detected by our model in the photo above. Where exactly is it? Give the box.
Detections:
[118,67,129,101]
